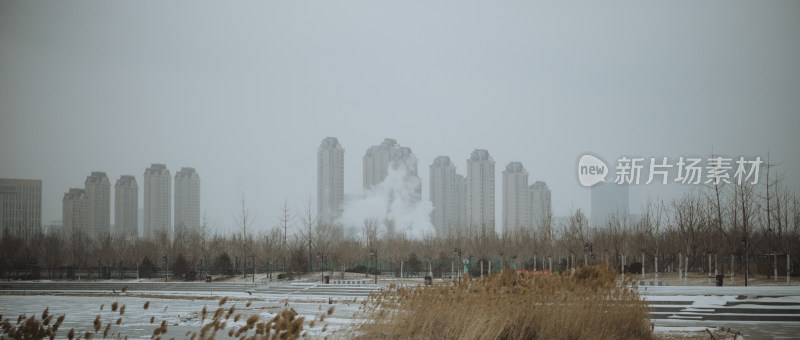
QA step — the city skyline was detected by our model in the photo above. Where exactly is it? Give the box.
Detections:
[3,136,791,238]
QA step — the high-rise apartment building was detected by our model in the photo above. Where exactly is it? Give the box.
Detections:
[85,172,110,239]
[0,178,42,237]
[528,181,552,229]
[63,188,88,239]
[144,164,171,239]
[466,149,495,235]
[317,137,344,226]
[115,175,138,238]
[174,167,200,231]
[502,162,529,234]
[363,138,420,200]
[455,174,467,236]
[430,156,458,237]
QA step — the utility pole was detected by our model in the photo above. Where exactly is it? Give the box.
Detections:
[370,249,378,284]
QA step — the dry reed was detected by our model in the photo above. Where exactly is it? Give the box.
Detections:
[357,264,653,340]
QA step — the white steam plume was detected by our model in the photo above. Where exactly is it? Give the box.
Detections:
[338,165,435,240]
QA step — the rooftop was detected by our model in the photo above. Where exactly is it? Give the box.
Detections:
[432,156,453,167]
[505,162,526,173]
[470,149,492,161]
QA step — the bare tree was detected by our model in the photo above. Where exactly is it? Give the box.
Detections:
[673,192,706,279]
[733,177,758,280]
[275,199,294,273]
[646,200,666,278]
[235,193,255,275]
[299,200,317,273]
[362,218,379,250]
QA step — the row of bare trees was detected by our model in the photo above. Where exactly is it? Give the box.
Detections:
[1,173,798,280]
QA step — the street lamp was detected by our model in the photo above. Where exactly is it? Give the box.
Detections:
[267,258,271,281]
[163,256,168,282]
[742,237,748,287]
[316,252,325,283]
[370,249,377,284]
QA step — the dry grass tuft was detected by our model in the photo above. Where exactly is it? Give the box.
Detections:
[218,296,229,306]
[357,264,653,340]
[226,305,236,320]
[93,315,101,332]
[143,301,150,310]
[193,296,305,339]
[111,301,118,312]
[0,307,66,340]
[152,319,168,338]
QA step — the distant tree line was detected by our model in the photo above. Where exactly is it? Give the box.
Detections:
[1,168,798,281]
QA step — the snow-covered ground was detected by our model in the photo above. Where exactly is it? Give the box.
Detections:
[643,286,800,339]
[2,280,800,339]
[0,291,365,339]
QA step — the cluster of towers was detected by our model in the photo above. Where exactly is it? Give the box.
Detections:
[317,137,551,237]
[62,164,200,240]
[430,151,551,237]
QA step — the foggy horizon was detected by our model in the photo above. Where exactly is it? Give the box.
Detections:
[2,2,799,236]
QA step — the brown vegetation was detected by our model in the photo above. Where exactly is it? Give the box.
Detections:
[357,264,652,340]
[0,308,65,340]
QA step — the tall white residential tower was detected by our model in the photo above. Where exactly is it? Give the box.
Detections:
[174,167,200,231]
[114,175,138,238]
[466,149,495,235]
[317,137,344,226]
[502,162,529,234]
[144,164,171,239]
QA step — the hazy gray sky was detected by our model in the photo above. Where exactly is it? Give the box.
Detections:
[1,1,798,234]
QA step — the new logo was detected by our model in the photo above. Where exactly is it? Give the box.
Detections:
[578,154,608,187]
